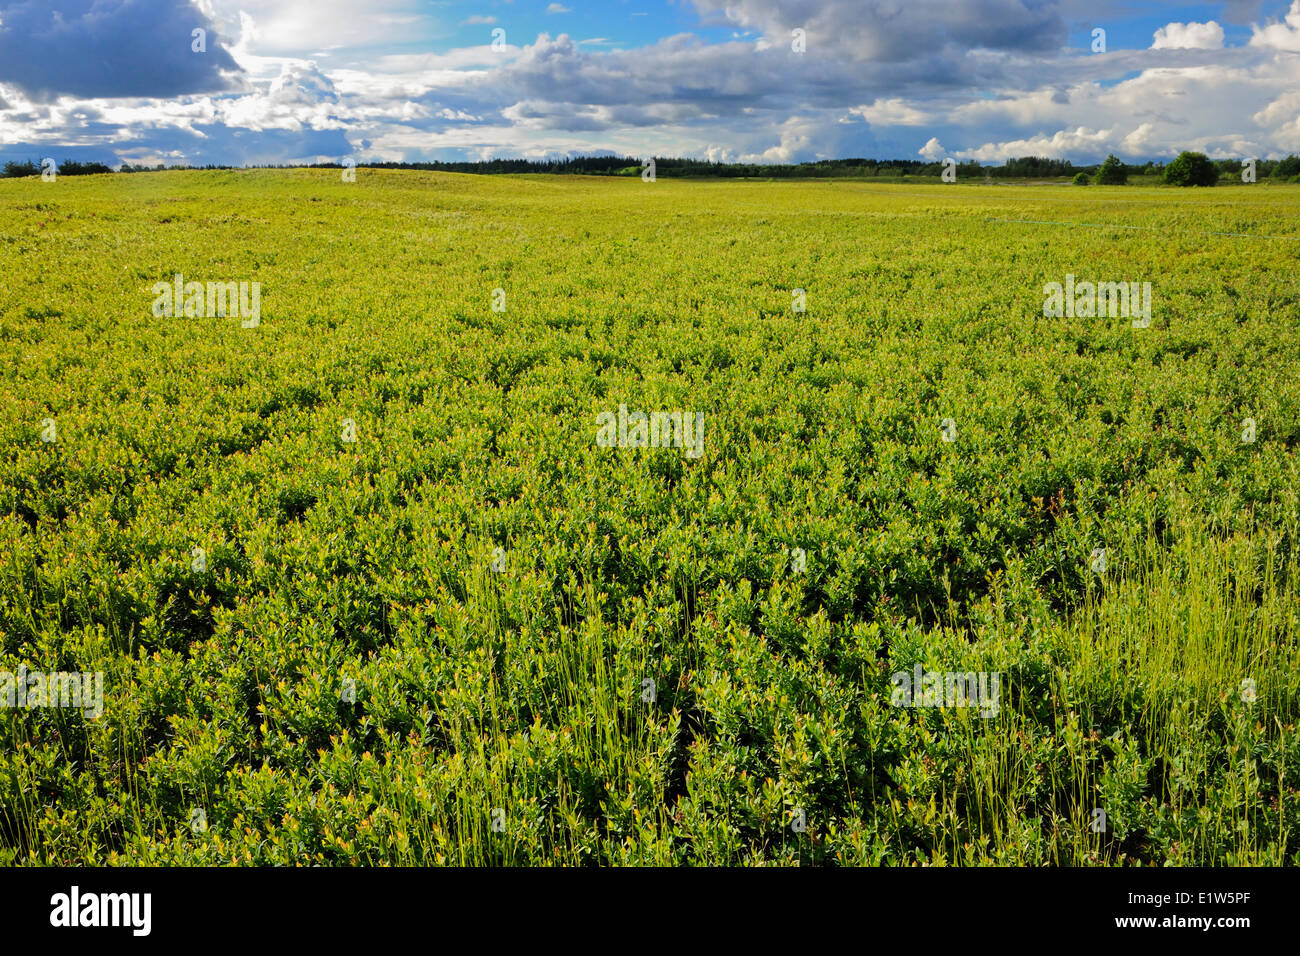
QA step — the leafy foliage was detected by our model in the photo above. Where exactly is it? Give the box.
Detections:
[1165,151,1219,187]
[0,160,113,178]
[1,171,1298,865]
[1095,154,1128,185]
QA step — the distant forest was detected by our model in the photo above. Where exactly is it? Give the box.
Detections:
[5,153,1300,180]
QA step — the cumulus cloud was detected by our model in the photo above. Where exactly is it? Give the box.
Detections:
[1253,88,1300,150]
[1151,21,1225,50]
[917,136,945,160]
[738,115,827,162]
[1250,0,1300,51]
[218,61,341,131]
[959,126,1113,162]
[853,98,930,126]
[933,44,1300,163]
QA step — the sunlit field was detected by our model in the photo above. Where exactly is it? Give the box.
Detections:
[2,169,1298,864]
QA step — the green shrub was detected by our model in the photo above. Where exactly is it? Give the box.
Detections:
[1164,151,1218,186]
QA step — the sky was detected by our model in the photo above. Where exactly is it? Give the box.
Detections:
[2,0,1300,168]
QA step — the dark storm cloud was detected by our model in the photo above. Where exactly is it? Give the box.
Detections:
[471,31,984,134]
[0,0,243,100]
[690,0,1068,61]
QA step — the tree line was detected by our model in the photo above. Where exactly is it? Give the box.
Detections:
[1,159,114,177]
[4,153,1300,183]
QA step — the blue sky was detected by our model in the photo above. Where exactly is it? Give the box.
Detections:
[2,1,1300,168]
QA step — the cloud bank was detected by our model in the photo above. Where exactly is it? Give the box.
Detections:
[3,0,1300,167]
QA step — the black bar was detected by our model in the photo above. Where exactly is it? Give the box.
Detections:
[0,866,1284,942]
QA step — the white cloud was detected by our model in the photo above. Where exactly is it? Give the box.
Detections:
[217,61,344,131]
[208,0,436,56]
[1253,89,1300,150]
[1121,121,1160,154]
[917,137,945,160]
[852,98,929,126]
[546,4,573,14]
[737,115,824,163]
[1151,21,1225,50]
[1250,0,1300,51]
[958,126,1113,162]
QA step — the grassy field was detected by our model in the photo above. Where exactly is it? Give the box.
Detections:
[1,169,1298,865]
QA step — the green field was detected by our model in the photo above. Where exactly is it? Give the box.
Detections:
[2,169,1299,865]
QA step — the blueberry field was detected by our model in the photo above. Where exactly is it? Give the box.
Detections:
[2,169,1299,865]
